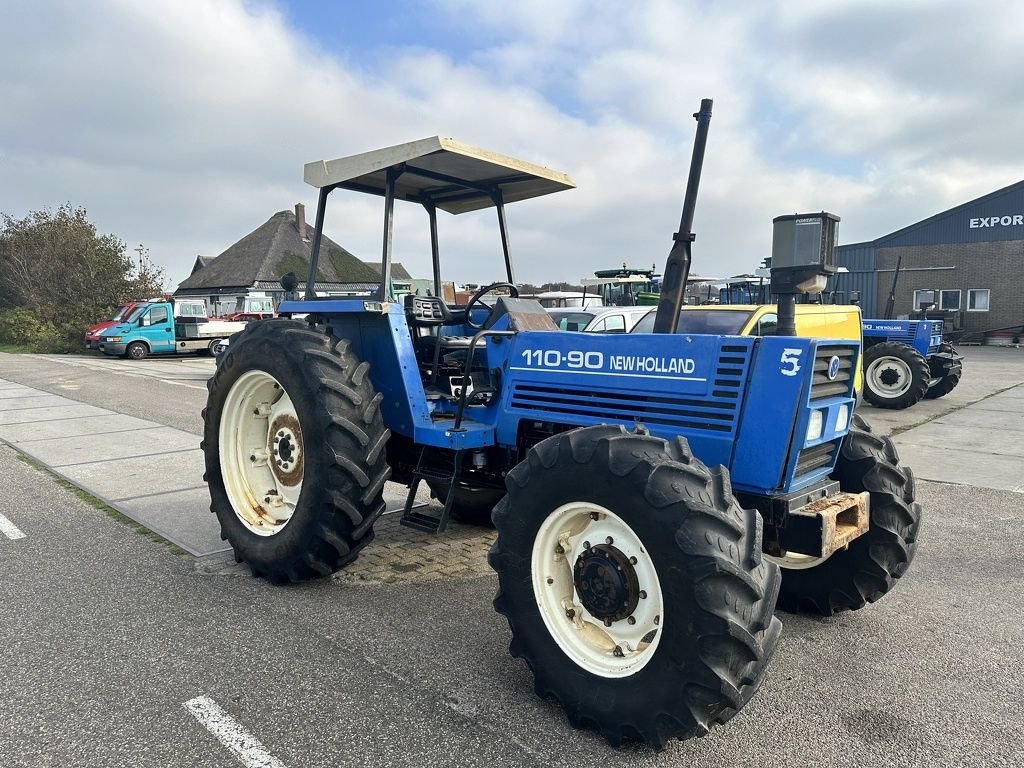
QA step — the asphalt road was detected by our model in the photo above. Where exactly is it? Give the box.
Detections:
[1,350,1023,767]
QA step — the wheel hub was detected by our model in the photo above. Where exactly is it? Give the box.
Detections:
[878,366,902,386]
[269,415,303,486]
[573,544,639,622]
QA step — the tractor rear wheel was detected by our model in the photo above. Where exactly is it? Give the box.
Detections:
[863,342,930,409]
[923,343,962,399]
[771,414,921,615]
[489,424,782,749]
[202,319,390,583]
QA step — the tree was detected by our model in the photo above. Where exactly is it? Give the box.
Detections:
[0,204,166,351]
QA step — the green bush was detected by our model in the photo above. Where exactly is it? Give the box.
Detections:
[0,308,63,351]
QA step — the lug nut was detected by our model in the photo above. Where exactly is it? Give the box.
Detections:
[605,536,614,545]
[639,590,647,600]
[627,616,636,625]
[590,511,600,520]
[582,541,590,550]
[612,646,624,657]
[554,544,564,555]
[603,618,613,627]
[565,608,575,619]
[630,556,638,565]
[546,578,553,585]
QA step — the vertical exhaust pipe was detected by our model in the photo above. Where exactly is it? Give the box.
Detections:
[653,98,713,334]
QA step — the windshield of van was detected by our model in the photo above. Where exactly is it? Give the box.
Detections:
[630,309,753,335]
[124,305,149,324]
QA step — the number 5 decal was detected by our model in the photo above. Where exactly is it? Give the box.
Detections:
[781,348,802,376]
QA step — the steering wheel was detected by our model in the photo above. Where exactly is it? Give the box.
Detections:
[464,282,519,330]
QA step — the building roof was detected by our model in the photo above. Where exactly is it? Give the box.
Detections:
[362,260,413,281]
[176,209,380,292]
[838,178,1024,252]
[190,255,216,275]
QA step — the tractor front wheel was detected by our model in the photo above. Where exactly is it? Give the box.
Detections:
[863,342,930,409]
[770,414,921,614]
[202,319,390,582]
[489,425,782,748]
[923,343,963,399]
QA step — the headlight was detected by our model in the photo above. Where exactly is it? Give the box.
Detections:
[835,404,850,433]
[806,410,824,442]
[107,336,121,342]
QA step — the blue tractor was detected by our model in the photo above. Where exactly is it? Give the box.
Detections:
[860,318,962,408]
[858,260,963,409]
[202,102,921,748]
[715,274,964,410]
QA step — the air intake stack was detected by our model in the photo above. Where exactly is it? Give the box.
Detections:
[770,212,840,335]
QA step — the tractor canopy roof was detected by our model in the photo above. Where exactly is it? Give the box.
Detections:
[303,136,575,215]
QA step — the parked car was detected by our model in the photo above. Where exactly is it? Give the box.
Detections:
[547,306,651,333]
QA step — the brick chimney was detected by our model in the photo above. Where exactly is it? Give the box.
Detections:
[295,203,308,241]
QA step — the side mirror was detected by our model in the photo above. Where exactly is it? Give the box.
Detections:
[140,315,151,327]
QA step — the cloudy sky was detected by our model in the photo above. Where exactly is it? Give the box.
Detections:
[2,0,1023,288]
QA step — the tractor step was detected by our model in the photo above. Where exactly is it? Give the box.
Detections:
[778,490,870,559]
[400,508,449,534]
[399,449,465,535]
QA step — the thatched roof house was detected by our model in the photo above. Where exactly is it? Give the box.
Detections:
[175,204,381,310]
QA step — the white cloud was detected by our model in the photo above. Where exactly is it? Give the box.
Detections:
[1,0,1021,290]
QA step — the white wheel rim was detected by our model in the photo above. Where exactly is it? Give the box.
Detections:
[531,501,664,678]
[764,551,830,570]
[866,356,912,398]
[218,370,304,536]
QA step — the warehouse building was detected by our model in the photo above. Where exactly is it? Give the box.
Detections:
[832,180,1024,340]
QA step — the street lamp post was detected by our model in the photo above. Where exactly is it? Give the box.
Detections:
[134,244,149,274]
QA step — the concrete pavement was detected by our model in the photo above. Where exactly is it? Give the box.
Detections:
[2,350,1024,765]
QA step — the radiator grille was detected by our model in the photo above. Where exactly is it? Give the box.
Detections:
[795,440,836,476]
[810,345,856,401]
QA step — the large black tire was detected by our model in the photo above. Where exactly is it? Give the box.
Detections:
[126,341,148,360]
[773,414,921,615]
[489,425,782,749]
[862,341,930,409]
[426,480,504,526]
[202,319,391,583]
[923,343,962,399]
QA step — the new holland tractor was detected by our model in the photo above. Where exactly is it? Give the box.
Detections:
[202,101,922,749]
[858,260,963,409]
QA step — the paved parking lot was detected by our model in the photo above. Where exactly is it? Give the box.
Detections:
[1,347,1023,766]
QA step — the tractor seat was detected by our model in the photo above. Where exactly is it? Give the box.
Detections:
[404,294,467,327]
